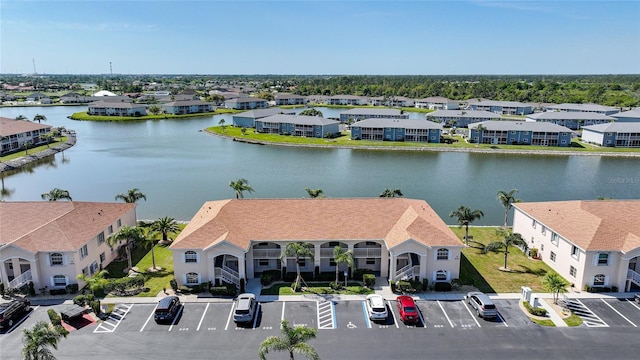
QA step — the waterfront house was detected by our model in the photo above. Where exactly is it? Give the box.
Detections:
[415,97,460,110]
[426,109,500,128]
[88,101,147,117]
[327,95,368,106]
[170,198,462,288]
[224,97,269,110]
[468,121,573,146]
[25,92,48,102]
[468,100,533,115]
[525,111,614,130]
[0,117,52,154]
[161,100,214,115]
[581,123,640,147]
[231,107,296,128]
[513,200,640,292]
[547,103,620,115]
[370,96,415,107]
[350,118,442,143]
[339,108,409,123]
[274,94,307,106]
[610,108,640,123]
[0,202,137,293]
[255,114,339,138]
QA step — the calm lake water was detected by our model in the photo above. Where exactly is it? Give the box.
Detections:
[1,105,638,224]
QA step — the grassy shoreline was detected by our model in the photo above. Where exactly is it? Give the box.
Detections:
[68,109,241,121]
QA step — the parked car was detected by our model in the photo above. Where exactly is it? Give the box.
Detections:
[233,293,258,324]
[365,294,388,321]
[154,296,181,323]
[0,298,31,329]
[465,291,497,319]
[395,295,419,324]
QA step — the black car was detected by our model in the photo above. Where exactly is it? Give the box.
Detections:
[0,298,31,329]
[154,296,181,323]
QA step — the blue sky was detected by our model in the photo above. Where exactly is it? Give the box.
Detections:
[1,0,639,75]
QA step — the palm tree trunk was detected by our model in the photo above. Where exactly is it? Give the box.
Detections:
[504,210,509,228]
[295,256,301,291]
[464,223,470,246]
[151,242,156,270]
[503,249,508,269]
[335,265,339,284]
[126,240,133,271]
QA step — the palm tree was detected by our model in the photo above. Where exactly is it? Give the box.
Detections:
[22,320,66,360]
[333,246,353,286]
[15,115,28,121]
[543,273,568,305]
[76,269,109,295]
[23,140,32,155]
[449,205,484,246]
[107,225,144,272]
[258,319,319,360]
[229,178,254,199]
[282,242,314,291]
[115,188,146,203]
[41,188,72,201]
[33,114,47,124]
[151,216,180,243]
[497,189,519,228]
[379,188,403,198]
[484,229,528,270]
[304,188,324,198]
[218,119,226,133]
[140,226,160,271]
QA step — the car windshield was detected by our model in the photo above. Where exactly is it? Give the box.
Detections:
[236,309,250,314]
[372,306,386,312]
[484,304,496,309]
[404,306,417,313]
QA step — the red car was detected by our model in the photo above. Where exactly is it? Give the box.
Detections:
[396,295,419,323]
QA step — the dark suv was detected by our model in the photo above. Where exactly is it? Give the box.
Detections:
[154,296,181,324]
[0,298,31,329]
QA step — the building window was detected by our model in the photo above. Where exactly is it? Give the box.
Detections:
[550,251,556,262]
[80,245,88,259]
[50,253,63,266]
[436,248,449,260]
[100,252,106,263]
[297,259,306,267]
[593,274,605,286]
[328,242,339,247]
[597,253,609,266]
[52,275,67,287]
[258,259,269,267]
[108,225,113,235]
[569,266,577,278]
[90,261,99,275]
[330,258,336,267]
[541,226,546,235]
[186,272,199,285]
[532,219,536,228]
[551,233,559,245]
[82,267,89,277]
[366,258,376,265]
[97,232,105,245]
[541,244,544,251]
[571,245,579,259]
[185,251,198,263]
[435,270,447,281]
[366,241,377,246]
[117,219,122,227]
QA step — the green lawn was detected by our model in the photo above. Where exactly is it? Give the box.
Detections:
[261,282,373,296]
[69,109,241,121]
[450,227,561,293]
[0,137,67,162]
[104,244,175,297]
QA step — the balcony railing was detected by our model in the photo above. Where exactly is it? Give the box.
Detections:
[628,269,640,285]
[395,264,419,280]
[9,269,32,289]
[353,248,382,258]
[252,249,282,259]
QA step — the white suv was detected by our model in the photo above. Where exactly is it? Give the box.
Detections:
[233,293,258,324]
[365,294,388,321]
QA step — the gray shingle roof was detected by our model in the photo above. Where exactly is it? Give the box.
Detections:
[547,103,620,113]
[351,118,442,130]
[416,96,455,103]
[234,108,295,119]
[88,101,145,109]
[162,100,212,107]
[473,100,531,107]
[582,122,640,133]
[469,120,573,132]
[610,108,640,119]
[526,111,615,121]
[427,110,500,119]
[341,108,404,116]
[259,114,339,126]
[226,98,268,103]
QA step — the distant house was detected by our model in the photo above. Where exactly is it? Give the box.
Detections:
[581,123,640,147]
[0,117,52,154]
[525,111,615,130]
[88,101,147,117]
[426,109,500,128]
[415,97,459,110]
[255,114,339,138]
[60,93,92,104]
[161,100,214,115]
[610,108,640,123]
[468,121,573,146]
[25,92,48,102]
[350,118,442,143]
[513,200,640,292]
[0,201,137,292]
[339,108,409,123]
[370,96,415,107]
[92,90,118,97]
[224,97,269,110]
[327,95,368,106]
[231,108,296,128]
[547,103,620,115]
[274,94,307,106]
[468,100,533,115]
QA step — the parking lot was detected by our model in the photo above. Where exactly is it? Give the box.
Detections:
[573,297,640,328]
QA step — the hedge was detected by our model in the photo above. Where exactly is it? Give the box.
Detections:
[523,301,547,317]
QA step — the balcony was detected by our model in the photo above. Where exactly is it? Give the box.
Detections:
[353,247,382,258]
[252,248,282,259]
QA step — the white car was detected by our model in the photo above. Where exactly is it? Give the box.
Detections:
[365,294,388,321]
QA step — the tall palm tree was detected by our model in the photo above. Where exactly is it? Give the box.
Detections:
[497,189,519,228]
[258,319,319,360]
[333,246,353,286]
[218,119,226,133]
[140,226,160,271]
[22,320,66,360]
[23,140,32,155]
[115,188,146,203]
[229,178,254,199]
[41,188,72,201]
[152,216,180,243]
[543,273,568,305]
[304,188,324,198]
[76,269,109,295]
[449,205,484,246]
[484,229,528,270]
[33,114,47,124]
[282,242,314,291]
[107,225,144,272]
[379,188,403,198]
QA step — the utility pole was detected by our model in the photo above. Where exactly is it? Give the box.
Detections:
[110,61,113,76]
[32,58,37,75]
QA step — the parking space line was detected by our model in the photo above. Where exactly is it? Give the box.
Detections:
[95,303,133,333]
[280,302,285,328]
[140,304,157,332]
[628,299,640,311]
[387,300,399,328]
[496,312,508,327]
[462,302,481,328]
[362,301,371,329]
[317,300,335,329]
[225,302,236,331]
[437,300,455,328]
[196,303,210,331]
[252,303,261,329]
[601,299,637,327]
[168,305,184,332]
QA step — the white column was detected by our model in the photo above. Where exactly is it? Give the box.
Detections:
[238,252,246,281]
[314,244,321,267]
[381,246,389,278]
[617,258,630,292]
[419,254,428,280]
[388,251,396,282]
[245,249,254,279]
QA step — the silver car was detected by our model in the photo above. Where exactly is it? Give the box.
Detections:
[233,293,258,324]
[466,291,497,319]
[365,294,388,321]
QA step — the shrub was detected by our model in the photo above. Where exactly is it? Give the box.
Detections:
[50,288,67,296]
[396,281,417,293]
[353,268,375,282]
[73,295,87,307]
[55,324,69,337]
[363,274,376,287]
[422,279,429,291]
[0,282,4,296]
[260,273,272,286]
[209,287,229,296]
[529,248,539,259]
[330,282,342,290]
[178,286,192,294]
[66,284,79,294]
[28,281,36,296]
[47,309,62,326]
[90,300,101,315]
[199,282,210,293]
[523,301,547,316]
[434,282,452,292]
[86,293,95,303]
[169,278,178,292]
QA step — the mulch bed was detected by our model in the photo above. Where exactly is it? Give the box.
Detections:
[62,313,97,331]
